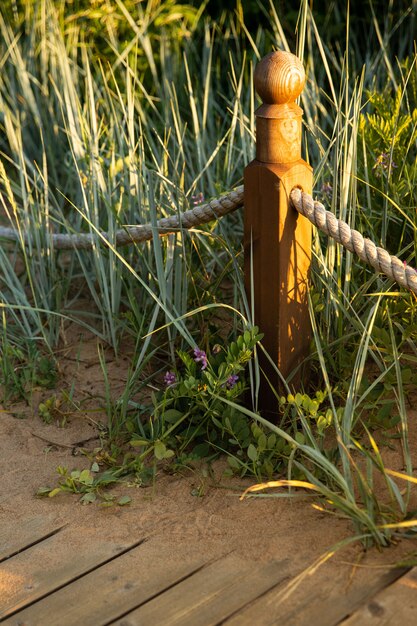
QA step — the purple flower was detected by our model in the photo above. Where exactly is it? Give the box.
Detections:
[164,371,176,386]
[192,192,205,206]
[226,374,239,389]
[193,348,208,370]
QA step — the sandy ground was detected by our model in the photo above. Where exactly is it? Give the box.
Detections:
[1,329,417,605]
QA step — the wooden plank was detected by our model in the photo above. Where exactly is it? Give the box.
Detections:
[342,566,417,625]
[0,526,145,620]
[0,515,65,563]
[1,541,205,626]
[109,555,291,626]
[223,561,409,626]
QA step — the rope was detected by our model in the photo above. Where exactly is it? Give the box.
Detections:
[0,186,244,250]
[290,188,417,296]
[1,183,417,295]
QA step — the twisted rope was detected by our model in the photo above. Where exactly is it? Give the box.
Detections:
[0,186,244,250]
[1,183,417,295]
[290,188,417,296]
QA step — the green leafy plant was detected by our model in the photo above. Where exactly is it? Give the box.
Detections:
[38,390,83,427]
[0,341,57,403]
[279,391,334,438]
[127,327,269,474]
[125,328,335,480]
[37,464,132,506]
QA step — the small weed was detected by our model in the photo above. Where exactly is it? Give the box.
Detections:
[0,342,57,404]
[38,390,83,427]
[279,391,334,439]
[37,464,132,507]
[39,395,67,427]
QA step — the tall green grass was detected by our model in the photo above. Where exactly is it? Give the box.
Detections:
[1,0,417,546]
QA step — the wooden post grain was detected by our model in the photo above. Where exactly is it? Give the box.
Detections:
[244,50,312,416]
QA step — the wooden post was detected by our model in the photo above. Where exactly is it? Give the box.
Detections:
[244,50,312,417]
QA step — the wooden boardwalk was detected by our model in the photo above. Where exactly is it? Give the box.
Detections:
[0,517,415,625]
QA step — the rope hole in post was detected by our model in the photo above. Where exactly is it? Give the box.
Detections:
[290,185,304,219]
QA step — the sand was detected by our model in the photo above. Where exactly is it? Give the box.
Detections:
[1,328,417,612]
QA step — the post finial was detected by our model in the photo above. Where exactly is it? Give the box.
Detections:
[254,50,305,105]
[253,51,305,164]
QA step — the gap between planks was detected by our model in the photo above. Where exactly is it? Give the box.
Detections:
[340,566,417,625]
[222,558,411,626]
[0,526,147,622]
[1,517,414,626]
[2,547,210,626]
[107,556,292,626]
[0,516,66,564]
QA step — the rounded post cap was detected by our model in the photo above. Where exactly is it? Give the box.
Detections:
[254,51,305,105]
